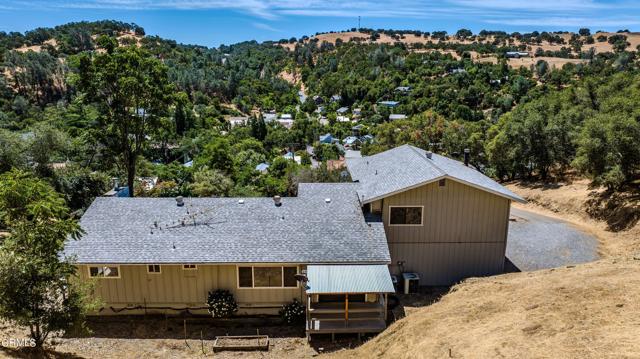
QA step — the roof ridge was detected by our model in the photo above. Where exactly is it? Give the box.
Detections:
[407,145,446,177]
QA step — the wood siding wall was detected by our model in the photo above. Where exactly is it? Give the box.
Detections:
[377,179,511,285]
[79,264,304,315]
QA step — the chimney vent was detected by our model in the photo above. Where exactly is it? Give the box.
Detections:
[325,198,331,204]
[426,151,433,159]
[176,196,185,207]
[463,148,470,166]
[238,199,245,204]
[273,195,282,207]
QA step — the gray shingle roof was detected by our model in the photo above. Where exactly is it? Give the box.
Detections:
[346,144,525,203]
[64,183,390,265]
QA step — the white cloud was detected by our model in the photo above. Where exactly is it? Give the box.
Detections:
[252,21,280,32]
[486,16,640,27]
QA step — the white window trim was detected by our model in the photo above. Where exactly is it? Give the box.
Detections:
[88,265,121,279]
[388,205,424,226]
[236,265,299,289]
[147,264,161,274]
[182,264,198,270]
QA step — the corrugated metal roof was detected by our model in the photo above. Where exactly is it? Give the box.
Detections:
[306,265,395,294]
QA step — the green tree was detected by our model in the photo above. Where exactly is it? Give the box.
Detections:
[76,45,173,197]
[189,168,233,197]
[0,170,97,348]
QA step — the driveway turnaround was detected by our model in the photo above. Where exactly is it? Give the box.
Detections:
[506,207,599,271]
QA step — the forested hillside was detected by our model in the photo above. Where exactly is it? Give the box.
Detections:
[1,21,639,215]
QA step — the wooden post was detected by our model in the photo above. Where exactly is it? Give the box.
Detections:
[384,293,388,321]
[345,294,349,325]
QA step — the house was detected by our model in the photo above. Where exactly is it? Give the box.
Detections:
[346,145,524,285]
[343,136,362,149]
[283,151,302,164]
[505,51,529,58]
[255,162,270,173]
[336,115,351,123]
[330,94,342,103]
[277,119,294,129]
[352,108,362,118]
[377,100,399,108]
[389,114,407,121]
[318,116,329,126]
[395,86,411,93]
[228,116,249,127]
[262,111,277,122]
[312,95,325,105]
[66,145,523,337]
[319,133,334,144]
[336,106,349,114]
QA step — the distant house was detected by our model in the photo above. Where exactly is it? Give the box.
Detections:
[336,115,351,123]
[505,51,529,58]
[378,100,400,108]
[255,162,270,173]
[228,116,249,127]
[352,108,362,118]
[283,151,302,164]
[352,124,364,136]
[312,95,325,105]
[343,136,362,149]
[318,116,329,126]
[362,134,374,143]
[319,133,334,144]
[183,160,193,168]
[449,68,466,74]
[395,86,411,93]
[336,106,349,114]
[277,114,294,129]
[262,111,277,122]
[389,114,407,121]
[330,94,342,103]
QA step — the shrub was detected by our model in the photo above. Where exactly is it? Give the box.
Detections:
[206,289,238,318]
[279,298,306,324]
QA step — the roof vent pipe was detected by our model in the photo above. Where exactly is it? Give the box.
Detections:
[176,196,185,207]
[273,195,282,207]
[426,151,433,159]
[463,148,470,166]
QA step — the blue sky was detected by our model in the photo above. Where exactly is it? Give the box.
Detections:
[1,1,639,47]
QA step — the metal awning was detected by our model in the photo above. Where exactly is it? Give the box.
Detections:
[306,264,395,294]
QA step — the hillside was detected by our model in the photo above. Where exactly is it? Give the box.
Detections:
[332,180,640,358]
[333,257,640,359]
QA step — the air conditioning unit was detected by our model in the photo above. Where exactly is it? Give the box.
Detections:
[402,272,420,294]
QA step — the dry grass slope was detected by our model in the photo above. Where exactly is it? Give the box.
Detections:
[333,258,640,359]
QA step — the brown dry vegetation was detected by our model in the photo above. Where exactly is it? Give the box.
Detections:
[333,257,640,359]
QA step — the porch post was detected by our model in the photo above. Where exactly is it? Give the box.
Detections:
[345,293,349,325]
[384,293,388,321]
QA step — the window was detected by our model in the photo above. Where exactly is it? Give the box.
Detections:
[88,266,120,278]
[238,267,253,288]
[438,178,446,187]
[147,264,161,274]
[389,206,423,226]
[237,266,299,288]
[182,264,197,270]
[254,267,282,287]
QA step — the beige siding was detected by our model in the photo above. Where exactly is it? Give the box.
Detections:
[79,264,305,315]
[380,179,511,285]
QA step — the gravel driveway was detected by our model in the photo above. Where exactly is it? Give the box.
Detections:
[506,207,599,271]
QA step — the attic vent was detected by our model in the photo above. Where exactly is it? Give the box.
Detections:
[176,196,184,207]
[273,195,282,207]
[325,198,331,203]
[426,151,433,159]
[238,199,245,204]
